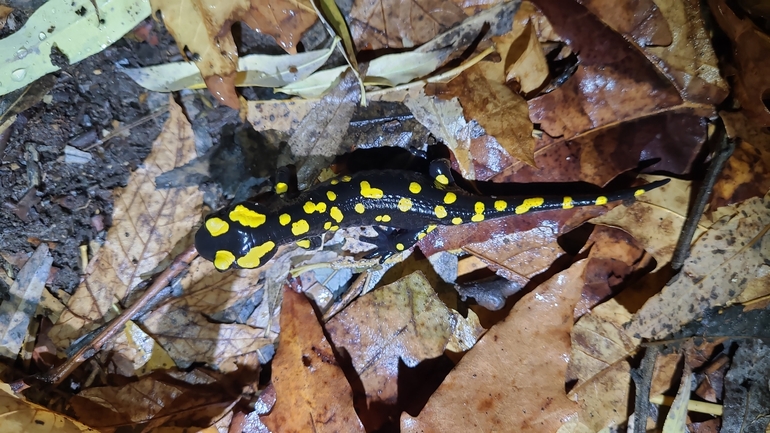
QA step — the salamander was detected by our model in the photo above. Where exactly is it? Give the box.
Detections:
[194,159,669,271]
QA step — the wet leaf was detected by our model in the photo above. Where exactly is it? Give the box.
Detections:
[401,260,587,432]
[576,0,672,46]
[325,272,484,429]
[628,193,770,339]
[49,97,203,349]
[349,0,466,50]
[260,287,364,432]
[0,382,96,432]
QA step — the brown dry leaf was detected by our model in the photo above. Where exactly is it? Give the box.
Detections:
[49,97,203,349]
[151,0,316,108]
[260,287,364,432]
[443,63,536,167]
[576,0,671,46]
[505,21,549,94]
[141,258,276,372]
[325,271,484,430]
[628,192,770,339]
[0,382,97,432]
[650,352,683,397]
[0,5,12,32]
[70,372,239,430]
[590,175,707,270]
[349,0,466,50]
[712,111,770,208]
[642,0,728,104]
[401,260,588,432]
[710,0,770,126]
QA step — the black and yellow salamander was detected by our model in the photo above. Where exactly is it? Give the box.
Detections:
[195,159,669,271]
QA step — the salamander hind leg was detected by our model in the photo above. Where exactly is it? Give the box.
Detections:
[361,226,427,263]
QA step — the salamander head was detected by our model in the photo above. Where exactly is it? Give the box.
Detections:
[195,202,278,271]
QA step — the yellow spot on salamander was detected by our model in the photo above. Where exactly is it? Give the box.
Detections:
[396,243,405,251]
[330,206,344,223]
[409,182,421,194]
[236,240,276,268]
[427,224,437,232]
[292,219,310,236]
[452,217,462,225]
[360,181,384,199]
[381,215,391,222]
[475,202,485,214]
[327,190,337,201]
[230,205,267,228]
[279,213,291,226]
[296,239,311,249]
[375,215,382,222]
[275,182,288,194]
[434,205,447,218]
[330,179,339,185]
[595,196,608,205]
[471,214,484,222]
[324,221,332,230]
[214,250,235,270]
[205,218,229,237]
[355,203,365,214]
[329,225,339,231]
[303,201,327,214]
[417,232,427,240]
[563,197,574,210]
[436,174,449,185]
[634,189,645,197]
[398,197,413,212]
[494,200,507,211]
[515,197,545,215]
[444,192,457,204]
[341,175,352,182]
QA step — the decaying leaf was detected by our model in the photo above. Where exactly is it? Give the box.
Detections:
[151,0,317,108]
[260,287,365,432]
[49,97,204,349]
[325,271,484,429]
[0,382,96,432]
[401,260,587,431]
[628,192,770,339]
[349,0,466,50]
[576,0,672,47]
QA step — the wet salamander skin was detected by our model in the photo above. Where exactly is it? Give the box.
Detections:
[195,169,668,271]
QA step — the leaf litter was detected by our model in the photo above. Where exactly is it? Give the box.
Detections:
[2,0,770,432]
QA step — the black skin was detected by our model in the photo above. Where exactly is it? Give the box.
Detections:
[195,159,669,271]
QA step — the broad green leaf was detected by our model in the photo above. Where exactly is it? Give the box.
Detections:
[0,0,151,96]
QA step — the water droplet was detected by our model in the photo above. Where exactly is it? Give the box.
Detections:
[39,32,47,41]
[16,48,28,59]
[11,69,27,81]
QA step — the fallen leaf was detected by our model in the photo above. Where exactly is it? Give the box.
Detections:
[49,97,203,349]
[0,244,51,359]
[260,287,365,432]
[642,0,728,104]
[401,260,587,432]
[0,382,96,432]
[575,0,672,46]
[325,271,484,430]
[662,358,693,432]
[0,5,12,31]
[0,0,151,96]
[712,111,770,207]
[349,0,466,50]
[505,21,549,94]
[723,340,770,432]
[443,63,536,167]
[628,192,770,339]
[709,0,770,126]
[141,258,276,372]
[527,0,683,140]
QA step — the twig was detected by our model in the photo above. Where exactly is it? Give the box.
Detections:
[670,130,736,272]
[631,345,660,433]
[11,245,199,391]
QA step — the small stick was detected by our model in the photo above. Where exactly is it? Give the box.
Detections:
[11,246,199,391]
[631,345,660,433]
